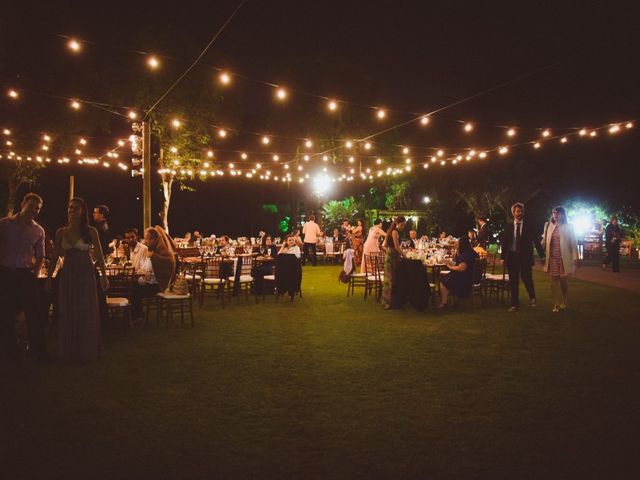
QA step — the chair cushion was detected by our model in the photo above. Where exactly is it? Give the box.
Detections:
[157,292,191,300]
[230,275,254,283]
[184,274,202,280]
[203,278,225,285]
[263,275,275,281]
[106,297,129,307]
[366,275,381,281]
[439,270,451,275]
[351,272,367,277]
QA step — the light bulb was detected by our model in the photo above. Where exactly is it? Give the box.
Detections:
[420,115,430,125]
[327,100,338,111]
[207,150,214,158]
[128,111,138,120]
[70,100,81,110]
[68,38,81,52]
[241,152,248,159]
[7,89,19,99]
[542,129,551,137]
[275,88,287,100]
[218,129,227,138]
[305,139,313,148]
[147,56,160,69]
[464,122,474,132]
[376,109,386,119]
[171,119,181,128]
[402,147,409,154]
[345,140,353,148]
[261,136,270,145]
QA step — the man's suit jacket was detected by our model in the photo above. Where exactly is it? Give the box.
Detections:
[501,219,545,263]
[476,224,490,248]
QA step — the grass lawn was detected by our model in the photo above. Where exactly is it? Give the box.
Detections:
[2,265,640,479]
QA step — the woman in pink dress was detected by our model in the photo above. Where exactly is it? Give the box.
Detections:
[361,219,386,272]
[542,207,579,312]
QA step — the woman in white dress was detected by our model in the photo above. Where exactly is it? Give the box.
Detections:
[361,218,386,272]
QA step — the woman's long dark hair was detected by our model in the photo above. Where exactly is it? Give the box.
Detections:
[457,235,473,255]
[384,216,406,247]
[551,206,567,225]
[68,197,92,243]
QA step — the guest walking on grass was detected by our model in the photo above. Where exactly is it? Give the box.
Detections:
[501,203,545,312]
[382,216,406,310]
[47,198,109,362]
[602,215,622,272]
[543,207,580,312]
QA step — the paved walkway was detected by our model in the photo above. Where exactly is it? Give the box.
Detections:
[534,263,640,294]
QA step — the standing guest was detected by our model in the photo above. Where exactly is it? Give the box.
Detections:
[341,219,352,241]
[382,216,407,310]
[279,235,301,258]
[542,207,580,312]
[351,219,364,270]
[0,193,47,364]
[437,236,480,309]
[361,219,386,272]
[476,217,490,249]
[144,226,176,291]
[302,215,322,266]
[48,198,109,361]
[123,228,148,273]
[408,229,419,249]
[501,202,545,312]
[602,215,622,272]
[92,204,112,258]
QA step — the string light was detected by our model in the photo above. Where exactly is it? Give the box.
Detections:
[376,108,387,120]
[464,122,474,132]
[117,140,125,147]
[43,134,51,142]
[364,142,372,150]
[171,118,182,129]
[437,149,444,157]
[275,87,288,100]
[147,56,160,69]
[241,152,248,159]
[345,140,353,148]
[589,130,597,137]
[498,146,508,154]
[8,89,19,99]
[533,142,541,149]
[560,136,568,144]
[402,147,409,154]
[261,135,270,145]
[70,99,81,110]
[305,139,313,148]
[65,39,81,53]
[79,138,87,145]
[542,129,551,137]
[626,122,633,129]
[578,128,587,136]
[272,154,279,161]
[5,140,12,146]
[420,115,430,126]
[507,128,517,137]
[2,129,10,135]
[74,149,82,155]
[128,111,138,120]
[218,128,227,138]
[327,100,338,111]
[608,125,620,134]
[207,150,214,158]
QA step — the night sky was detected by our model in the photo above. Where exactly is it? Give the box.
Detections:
[1,1,638,237]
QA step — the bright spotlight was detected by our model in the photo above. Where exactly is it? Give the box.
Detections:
[312,174,332,196]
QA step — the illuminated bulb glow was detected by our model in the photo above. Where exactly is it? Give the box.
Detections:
[79,138,87,145]
[219,72,231,85]
[273,155,279,161]
[402,147,409,154]
[364,142,372,150]
[626,122,633,129]
[327,100,338,111]
[218,129,227,138]
[2,129,10,135]
[305,139,313,148]
[68,39,81,52]
[8,90,18,99]
[345,140,353,148]
[589,131,597,137]
[261,136,270,145]
[464,122,474,132]
[128,111,138,120]
[437,149,444,157]
[376,109,386,119]
[170,146,178,153]
[608,125,620,134]
[542,129,551,137]
[534,142,541,149]
[420,115,430,125]
[579,128,587,136]
[241,153,248,159]
[560,137,568,143]
[43,134,51,142]
[349,156,355,163]
[499,146,508,154]
[70,100,81,110]
[147,56,160,69]
[276,88,288,100]
[118,140,125,146]
[207,150,214,158]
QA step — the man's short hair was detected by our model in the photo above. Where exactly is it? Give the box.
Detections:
[511,203,525,214]
[22,192,43,205]
[309,215,315,222]
[95,204,110,218]
[124,227,138,237]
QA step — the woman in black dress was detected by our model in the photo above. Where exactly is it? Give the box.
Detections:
[437,236,479,309]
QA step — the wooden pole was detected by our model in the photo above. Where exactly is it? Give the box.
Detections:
[142,121,152,230]
[69,175,74,201]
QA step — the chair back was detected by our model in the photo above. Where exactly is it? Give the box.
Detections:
[326,242,334,254]
[238,255,253,276]
[203,257,223,280]
[177,246,202,261]
[106,268,135,298]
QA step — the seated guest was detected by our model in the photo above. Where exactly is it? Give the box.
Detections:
[437,236,479,309]
[218,235,233,256]
[144,226,176,291]
[279,234,301,258]
[291,229,303,248]
[183,232,193,244]
[262,235,279,257]
[408,229,419,249]
[132,256,160,319]
[193,230,202,245]
[438,231,447,242]
[123,227,148,273]
[468,229,478,247]
[330,228,343,243]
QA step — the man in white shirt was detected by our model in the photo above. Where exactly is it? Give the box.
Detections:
[302,215,322,266]
[123,228,148,273]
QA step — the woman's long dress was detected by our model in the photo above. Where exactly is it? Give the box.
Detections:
[352,228,364,270]
[58,237,101,361]
[361,226,383,272]
[383,249,400,308]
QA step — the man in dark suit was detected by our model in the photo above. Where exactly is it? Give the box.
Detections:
[476,217,490,249]
[501,203,545,312]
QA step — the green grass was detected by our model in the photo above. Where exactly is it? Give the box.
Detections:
[2,266,640,479]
